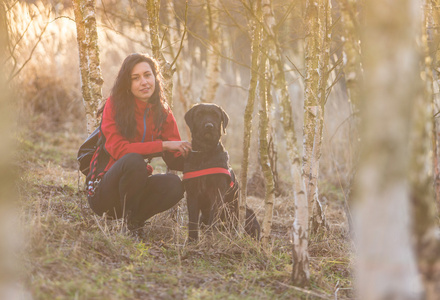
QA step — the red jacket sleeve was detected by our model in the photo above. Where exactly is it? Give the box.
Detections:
[101,99,163,160]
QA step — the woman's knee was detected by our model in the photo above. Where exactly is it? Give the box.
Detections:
[119,153,146,171]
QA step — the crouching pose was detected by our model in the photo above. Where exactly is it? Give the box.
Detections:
[87,53,191,235]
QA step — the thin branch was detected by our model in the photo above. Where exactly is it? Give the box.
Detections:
[173,11,251,70]
[325,71,343,105]
[98,22,149,48]
[286,55,305,79]
[328,55,343,75]
[10,14,35,54]
[8,16,72,81]
[4,0,19,12]
[224,83,248,92]
[220,0,251,41]
[100,0,117,31]
[274,1,295,33]
[159,27,168,50]
[330,15,341,31]
[330,40,345,57]
[170,0,188,68]
[329,112,357,143]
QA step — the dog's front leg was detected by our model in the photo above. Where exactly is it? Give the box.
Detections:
[187,195,200,242]
[206,189,223,236]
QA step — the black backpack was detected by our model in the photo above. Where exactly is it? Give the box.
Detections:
[77,126,100,176]
[77,123,110,193]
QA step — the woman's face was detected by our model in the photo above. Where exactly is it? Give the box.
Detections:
[130,62,156,102]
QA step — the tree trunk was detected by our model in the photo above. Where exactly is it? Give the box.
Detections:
[354,0,424,298]
[258,0,309,285]
[146,0,174,106]
[0,4,23,298]
[239,0,262,234]
[199,0,221,103]
[340,0,362,111]
[164,0,191,138]
[414,2,440,297]
[72,0,104,134]
[431,0,440,211]
[303,0,329,234]
[310,0,331,234]
[339,0,363,236]
[258,56,275,248]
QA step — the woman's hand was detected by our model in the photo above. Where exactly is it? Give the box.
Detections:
[162,141,192,158]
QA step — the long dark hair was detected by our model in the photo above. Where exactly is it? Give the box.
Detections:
[98,53,168,139]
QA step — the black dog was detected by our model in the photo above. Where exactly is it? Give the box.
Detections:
[183,103,260,241]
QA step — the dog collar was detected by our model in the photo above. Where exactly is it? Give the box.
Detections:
[183,167,234,187]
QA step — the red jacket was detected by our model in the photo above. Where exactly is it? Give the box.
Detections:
[99,97,184,173]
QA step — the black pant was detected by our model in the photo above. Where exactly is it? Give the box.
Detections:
[88,153,184,224]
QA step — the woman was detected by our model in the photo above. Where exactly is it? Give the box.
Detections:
[88,53,191,235]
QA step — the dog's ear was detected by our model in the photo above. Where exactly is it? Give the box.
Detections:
[219,107,229,134]
[184,105,197,131]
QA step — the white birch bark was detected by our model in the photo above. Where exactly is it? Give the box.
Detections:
[258,0,309,284]
[303,0,329,233]
[258,57,275,248]
[339,0,363,235]
[72,0,103,134]
[431,0,440,209]
[146,0,174,105]
[0,5,27,298]
[354,0,424,298]
[309,0,331,233]
[239,0,262,233]
[340,0,362,111]
[199,0,221,103]
[414,2,440,296]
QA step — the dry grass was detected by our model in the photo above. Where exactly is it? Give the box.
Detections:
[15,125,354,299]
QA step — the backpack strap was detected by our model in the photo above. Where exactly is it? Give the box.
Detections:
[86,120,108,197]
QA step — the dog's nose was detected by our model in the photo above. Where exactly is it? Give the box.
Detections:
[205,123,214,129]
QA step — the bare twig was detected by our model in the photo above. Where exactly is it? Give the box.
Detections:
[159,27,168,50]
[9,16,70,81]
[286,55,305,79]
[98,22,149,49]
[170,0,188,68]
[274,1,295,33]
[219,0,251,40]
[4,0,19,12]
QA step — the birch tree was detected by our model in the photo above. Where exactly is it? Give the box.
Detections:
[354,0,424,297]
[339,0,363,234]
[146,0,175,105]
[256,0,309,285]
[302,0,330,233]
[413,2,440,296]
[239,0,262,233]
[164,0,191,115]
[258,56,275,248]
[199,0,221,103]
[72,0,103,134]
[431,0,440,208]
[0,3,23,297]
[339,0,362,111]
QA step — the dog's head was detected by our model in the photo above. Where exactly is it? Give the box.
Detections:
[184,103,229,147]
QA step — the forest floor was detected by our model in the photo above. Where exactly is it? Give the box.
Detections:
[16,125,354,299]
